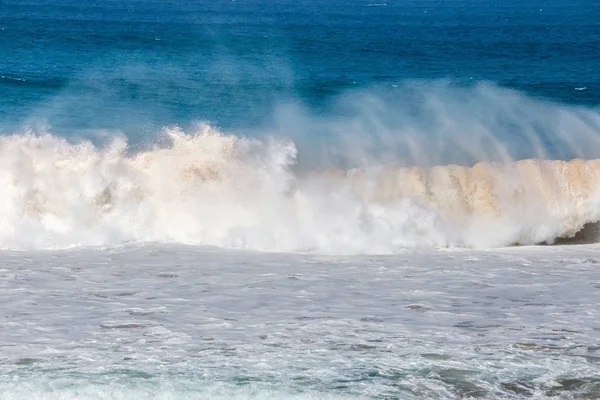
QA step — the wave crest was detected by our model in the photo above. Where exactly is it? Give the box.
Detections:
[1,124,600,252]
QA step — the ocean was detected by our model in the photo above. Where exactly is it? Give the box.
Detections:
[1,0,600,398]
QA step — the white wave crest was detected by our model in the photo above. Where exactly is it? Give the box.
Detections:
[2,123,600,253]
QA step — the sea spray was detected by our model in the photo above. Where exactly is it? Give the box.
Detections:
[1,120,600,252]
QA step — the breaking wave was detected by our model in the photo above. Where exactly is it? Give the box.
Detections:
[3,83,600,253]
[0,127,599,252]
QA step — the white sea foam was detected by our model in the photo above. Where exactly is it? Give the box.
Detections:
[1,244,599,399]
[1,125,600,252]
[3,84,600,253]
[0,380,356,400]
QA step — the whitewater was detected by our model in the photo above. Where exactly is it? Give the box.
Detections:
[1,244,599,399]
[5,127,600,251]
[4,87,600,252]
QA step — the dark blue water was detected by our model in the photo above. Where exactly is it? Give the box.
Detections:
[2,0,599,145]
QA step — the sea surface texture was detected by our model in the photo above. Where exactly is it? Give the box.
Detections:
[1,0,600,398]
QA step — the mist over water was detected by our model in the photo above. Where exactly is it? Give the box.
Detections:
[274,82,600,169]
[2,82,600,252]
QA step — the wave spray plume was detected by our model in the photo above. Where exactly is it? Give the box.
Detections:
[3,83,600,252]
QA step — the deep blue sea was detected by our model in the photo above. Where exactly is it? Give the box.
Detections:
[2,1,600,399]
[2,0,599,138]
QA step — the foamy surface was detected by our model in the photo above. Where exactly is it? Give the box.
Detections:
[0,244,598,399]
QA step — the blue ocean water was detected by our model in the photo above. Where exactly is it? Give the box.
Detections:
[2,0,599,139]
